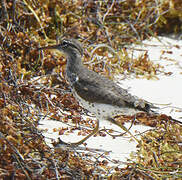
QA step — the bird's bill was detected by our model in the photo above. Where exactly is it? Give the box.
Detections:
[37,44,60,51]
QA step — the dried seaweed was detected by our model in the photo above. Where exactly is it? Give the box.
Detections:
[0,0,182,179]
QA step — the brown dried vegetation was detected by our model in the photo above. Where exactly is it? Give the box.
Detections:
[0,0,182,179]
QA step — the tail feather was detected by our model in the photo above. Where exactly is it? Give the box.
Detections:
[149,105,182,124]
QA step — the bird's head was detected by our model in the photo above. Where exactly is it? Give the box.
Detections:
[38,39,83,57]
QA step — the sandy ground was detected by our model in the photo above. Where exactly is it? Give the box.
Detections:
[39,36,182,167]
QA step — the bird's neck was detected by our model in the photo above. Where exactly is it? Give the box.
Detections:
[66,50,83,84]
[66,51,83,71]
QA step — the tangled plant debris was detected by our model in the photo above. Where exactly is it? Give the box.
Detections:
[0,0,182,179]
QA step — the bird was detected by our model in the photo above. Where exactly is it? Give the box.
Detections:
[38,39,178,146]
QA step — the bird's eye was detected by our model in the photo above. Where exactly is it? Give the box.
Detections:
[61,40,68,47]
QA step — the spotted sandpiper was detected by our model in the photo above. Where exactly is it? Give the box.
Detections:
[38,39,158,145]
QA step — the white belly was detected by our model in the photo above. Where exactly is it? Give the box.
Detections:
[73,90,140,120]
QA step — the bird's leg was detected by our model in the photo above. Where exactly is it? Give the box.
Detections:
[107,115,136,138]
[70,120,99,146]
[108,118,140,143]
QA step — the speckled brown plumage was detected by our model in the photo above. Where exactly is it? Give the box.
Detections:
[39,39,159,145]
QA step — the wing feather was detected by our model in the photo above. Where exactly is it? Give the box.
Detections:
[73,67,153,112]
